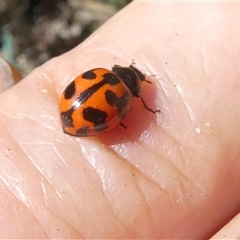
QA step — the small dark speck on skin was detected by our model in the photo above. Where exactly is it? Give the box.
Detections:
[6,148,11,157]
[132,174,135,177]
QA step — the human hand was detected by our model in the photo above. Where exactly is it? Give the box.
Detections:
[0,2,240,238]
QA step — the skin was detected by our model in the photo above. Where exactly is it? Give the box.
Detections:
[0,2,240,239]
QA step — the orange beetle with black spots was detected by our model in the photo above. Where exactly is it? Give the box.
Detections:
[59,63,160,137]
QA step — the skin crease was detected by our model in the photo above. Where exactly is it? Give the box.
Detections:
[0,1,240,239]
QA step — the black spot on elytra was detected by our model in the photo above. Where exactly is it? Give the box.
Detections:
[105,90,131,118]
[60,109,74,128]
[76,125,89,136]
[103,73,121,86]
[82,69,97,80]
[64,81,76,100]
[72,72,120,108]
[82,107,107,127]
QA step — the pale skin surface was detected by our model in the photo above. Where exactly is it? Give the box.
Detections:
[0,2,240,239]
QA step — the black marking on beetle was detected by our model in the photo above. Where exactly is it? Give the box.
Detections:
[71,72,121,110]
[105,90,131,118]
[64,81,76,100]
[82,69,97,80]
[112,65,141,98]
[129,65,145,81]
[103,72,121,86]
[76,125,90,136]
[60,109,74,128]
[82,107,108,127]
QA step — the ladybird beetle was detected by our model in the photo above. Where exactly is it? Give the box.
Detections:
[59,63,160,137]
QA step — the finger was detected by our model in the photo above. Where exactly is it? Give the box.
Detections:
[0,2,240,239]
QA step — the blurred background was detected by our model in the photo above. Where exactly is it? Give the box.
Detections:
[0,0,132,77]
